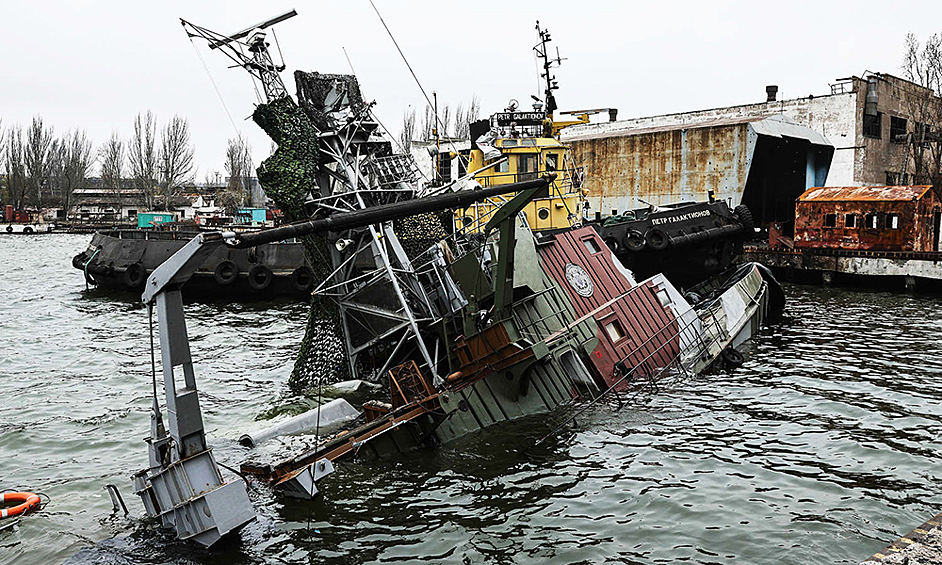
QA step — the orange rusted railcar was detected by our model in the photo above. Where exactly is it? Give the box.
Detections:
[794,185,942,252]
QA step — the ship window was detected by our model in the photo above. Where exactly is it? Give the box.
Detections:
[583,238,601,254]
[885,214,900,229]
[844,213,857,228]
[502,140,518,147]
[865,213,878,229]
[496,159,509,173]
[863,112,882,138]
[823,213,837,228]
[538,208,550,221]
[521,139,537,146]
[605,320,626,342]
[545,153,558,171]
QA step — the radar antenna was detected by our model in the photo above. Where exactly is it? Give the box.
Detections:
[181,9,298,103]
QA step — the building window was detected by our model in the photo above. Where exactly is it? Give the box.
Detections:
[605,320,626,342]
[865,213,879,229]
[890,116,908,143]
[885,214,900,229]
[823,213,837,228]
[845,213,857,228]
[863,112,882,138]
[886,171,910,186]
[457,151,468,178]
[437,155,452,183]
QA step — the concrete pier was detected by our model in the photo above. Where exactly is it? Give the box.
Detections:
[861,510,942,564]
[745,246,942,291]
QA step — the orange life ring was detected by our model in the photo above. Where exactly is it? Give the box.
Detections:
[0,492,41,518]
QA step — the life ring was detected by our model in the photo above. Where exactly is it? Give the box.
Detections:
[290,266,314,293]
[0,492,41,519]
[645,228,669,251]
[248,264,272,291]
[721,347,745,368]
[122,263,146,288]
[624,229,646,252]
[214,260,238,286]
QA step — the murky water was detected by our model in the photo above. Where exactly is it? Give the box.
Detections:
[1,234,941,565]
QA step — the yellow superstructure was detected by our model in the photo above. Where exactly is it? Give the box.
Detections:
[454,134,586,233]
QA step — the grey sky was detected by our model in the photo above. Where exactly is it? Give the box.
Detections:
[4,0,941,181]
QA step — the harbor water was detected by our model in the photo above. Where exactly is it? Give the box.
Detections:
[1,234,941,565]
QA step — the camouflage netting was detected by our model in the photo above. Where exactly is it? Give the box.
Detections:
[253,96,349,391]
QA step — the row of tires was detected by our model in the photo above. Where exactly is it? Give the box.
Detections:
[607,205,756,254]
[5,225,35,233]
[81,257,314,293]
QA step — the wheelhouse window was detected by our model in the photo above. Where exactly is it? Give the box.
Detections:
[865,213,879,229]
[823,213,837,228]
[517,154,538,181]
[844,213,857,228]
[885,213,900,229]
[863,112,882,138]
[545,153,558,171]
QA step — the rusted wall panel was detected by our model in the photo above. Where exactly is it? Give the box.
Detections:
[569,123,755,215]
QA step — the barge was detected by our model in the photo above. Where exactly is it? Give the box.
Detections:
[72,229,314,297]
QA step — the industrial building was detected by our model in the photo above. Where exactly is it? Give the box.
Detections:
[562,72,942,227]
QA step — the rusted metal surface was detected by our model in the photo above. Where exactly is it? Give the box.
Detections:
[538,227,680,387]
[800,185,932,202]
[566,115,833,224]
[794,185,942,252]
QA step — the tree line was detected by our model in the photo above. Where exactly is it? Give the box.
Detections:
[0,113,254,216]
[400,96,481,152]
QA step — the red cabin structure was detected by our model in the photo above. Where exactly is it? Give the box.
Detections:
[794,185,942,252]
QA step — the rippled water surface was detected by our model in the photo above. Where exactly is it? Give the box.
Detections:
[1,234,941,565]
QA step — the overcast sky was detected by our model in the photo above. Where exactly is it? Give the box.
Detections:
[3,0,942,180]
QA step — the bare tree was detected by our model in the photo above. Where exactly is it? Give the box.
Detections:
[900,33,942,184]
[439,105,452,138]
[100,131,126,216]
[25,115,54,208]
[4,125,29,211]
[220,135,253,215]
[129,111,158,209]
[158,115,195,210]
[419,105,435,141]
[400,108,416,152]
[60,130,94,218]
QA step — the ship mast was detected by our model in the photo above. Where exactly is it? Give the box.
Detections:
[181,9,297,103]
[534,21,565,117]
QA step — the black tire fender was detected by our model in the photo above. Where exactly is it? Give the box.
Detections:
[5,226,12,233]
[214,260,239,286]
[734,204,755,234]
[122,262,146,288]
[248,264,272,291]
[290,266,314,293]
[645,228,669,251]
[624,229,646,252]
[22,226,33,234]
[721,347,745,368]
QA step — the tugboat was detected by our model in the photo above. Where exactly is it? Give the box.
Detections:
[126,12,784,547]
